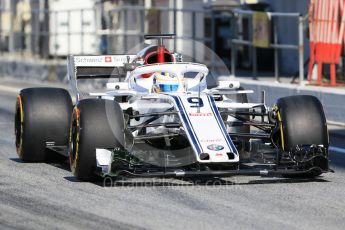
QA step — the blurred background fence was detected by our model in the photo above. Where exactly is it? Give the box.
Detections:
[0,0,312,79]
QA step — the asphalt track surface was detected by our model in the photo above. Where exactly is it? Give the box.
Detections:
[0,80,345,230]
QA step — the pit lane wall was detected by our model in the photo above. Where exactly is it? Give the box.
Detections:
[0,56,344,124]
[238,79,345,125]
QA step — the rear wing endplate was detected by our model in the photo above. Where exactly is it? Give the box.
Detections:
[68,55,138,95]
[68,55,137,79]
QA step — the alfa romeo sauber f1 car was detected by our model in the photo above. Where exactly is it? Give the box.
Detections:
[15,35,330,181]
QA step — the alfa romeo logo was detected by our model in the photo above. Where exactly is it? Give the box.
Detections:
[207,144,224,151]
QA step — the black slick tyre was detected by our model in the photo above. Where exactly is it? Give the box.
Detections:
[69,99,125,181]
[15,87,72,162]
[276,95,329,177]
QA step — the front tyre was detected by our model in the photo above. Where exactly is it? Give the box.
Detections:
[276,95,329,177]
[69,99,125,181]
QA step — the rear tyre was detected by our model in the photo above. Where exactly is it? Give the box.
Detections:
[276,95,329,177]
[69,99,125,181]
[15,88,72,162]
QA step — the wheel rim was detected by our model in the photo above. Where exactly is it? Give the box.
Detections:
[69,107,80,174]
[15,95,24,155]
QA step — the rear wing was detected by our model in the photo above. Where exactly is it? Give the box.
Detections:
[68,55,138,95]
[68,55,138,79]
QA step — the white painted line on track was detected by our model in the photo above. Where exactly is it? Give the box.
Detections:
[0,83,75,102]
[329,146,345,154]
[0,85,21,94]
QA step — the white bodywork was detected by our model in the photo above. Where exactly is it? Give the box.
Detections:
[68,55,264,164]
[96,148,112,174]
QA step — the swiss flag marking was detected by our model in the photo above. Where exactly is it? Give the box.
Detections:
[105,56,112,62]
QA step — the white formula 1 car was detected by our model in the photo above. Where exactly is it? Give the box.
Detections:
[15,35,330,181]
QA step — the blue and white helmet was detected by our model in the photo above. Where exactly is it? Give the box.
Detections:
[152,72,179,93]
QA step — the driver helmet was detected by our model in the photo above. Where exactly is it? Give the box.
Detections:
[152,72,179,93]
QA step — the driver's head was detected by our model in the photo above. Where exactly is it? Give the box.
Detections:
[152,72,179,93]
